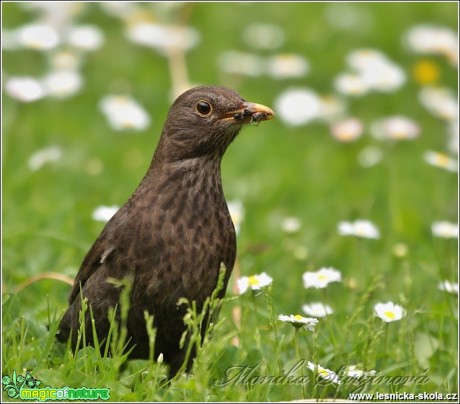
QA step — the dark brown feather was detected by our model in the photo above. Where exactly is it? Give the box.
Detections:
[57,86,274,377]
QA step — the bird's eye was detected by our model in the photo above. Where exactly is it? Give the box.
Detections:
[195,100,212,116]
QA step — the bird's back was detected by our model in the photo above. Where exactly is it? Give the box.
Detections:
[58,157,236,376]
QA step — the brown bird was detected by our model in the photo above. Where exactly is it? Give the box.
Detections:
[57,86,274,377]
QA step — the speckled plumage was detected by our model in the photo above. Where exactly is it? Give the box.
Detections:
[57,86,274,377]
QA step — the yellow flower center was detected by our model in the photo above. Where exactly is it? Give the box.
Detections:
[248,276,260,287]
[434,153,450,167]
[384,311,395,320]
[294,314,303,321]
[413,60,440,85]
[317,274,328,281]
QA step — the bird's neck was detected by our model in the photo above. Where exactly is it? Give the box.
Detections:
[139,156,226,203]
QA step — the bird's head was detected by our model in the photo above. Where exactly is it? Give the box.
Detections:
[154,86,274,163]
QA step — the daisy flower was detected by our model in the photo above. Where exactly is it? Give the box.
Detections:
[28,145,62,171]
[281,217,301,233]
[237,272,273,294]
[43,70,83,98]
[418,87,458,121]
[330,118,363,142]
[66,25,104,51]
[334,73,369,96]
[6,76,46,103]
[302,302,333,317]
[345,365,377,378]
[437,280,459,295]
[15,23,59,50]
[218,51,265,77]
[266,54,309,79]
[431,221,458,239]
[338,220,380,239]
[307,362,341,384]
[99,95,151,131]
[92,205,119,222]
[303,267,342,289]
[274,88,321,126]
[278,314,318,331]
[423,151,457,172]
[374,302,406,323]
[127,22,200,54]
[227,200,244,235]
[371,116,420,140]
[242,23,285,50]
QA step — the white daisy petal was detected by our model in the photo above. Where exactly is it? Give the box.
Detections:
[302,302,333,318]
[278,314,319,331]
[374,302,406,323]
[437,280,459,295]
[338,220,380,239]
[92,205,119,222]
[303,267,342,289]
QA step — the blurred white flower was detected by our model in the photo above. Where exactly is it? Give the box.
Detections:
[127,23,200,53]
[50,51,81,71]
[66,25,104,51]
[266,54,309,79]
[43,70,82,98]
[302,302,333,318]
[361,62,406,92]
[345,365,377,378]
[419,87,458,121]
[325,3,372,32]
[20,2,85,28]
[392,243,409,258]
[227,200,244,235]
[336,49,406,95]
[218,51,265,77]
[281,217,301,233]
[303,267,342,289]
[242,23,285,50]
[92,205,119,222]
[335,73,369,96]
[347,49,388,72]
[278,314,318,331]
[431,221,458,239]
[437,280,459,295]
[98,2,138,18]
[274,88,321,126]
[307,362,341,384]
[237,272,273,294]
[371,116,420,140]
[338,220,380,239]
[317,95,346,121]
[357,146,383,168]
[423,151,457,172]
[404,25,458,64]
[15,23,60,50]
[99,95,151,131]
[330,118,363,142]
[5,76,46,102]
[374,302,406,323]
[28,145,62,171]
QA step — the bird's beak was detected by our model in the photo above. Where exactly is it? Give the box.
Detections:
[221,102,275,124]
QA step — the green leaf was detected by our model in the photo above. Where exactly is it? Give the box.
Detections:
[414,332,440,368]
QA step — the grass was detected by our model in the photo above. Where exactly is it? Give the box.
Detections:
[2,1,458,401]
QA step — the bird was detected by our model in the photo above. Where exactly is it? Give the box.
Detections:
[56,86,274,378]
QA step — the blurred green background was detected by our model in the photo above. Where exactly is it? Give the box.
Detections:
[2,1,458,398]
